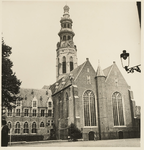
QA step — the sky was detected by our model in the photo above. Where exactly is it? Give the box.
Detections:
[2,0,142,106]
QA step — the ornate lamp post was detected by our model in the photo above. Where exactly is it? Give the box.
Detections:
[120,50,141,73]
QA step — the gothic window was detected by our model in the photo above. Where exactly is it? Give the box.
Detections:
[112,92,124,126]
[62,56,66,73]
[33,109,37,116]
[15,122,20,134]
[70,56,73,71]
[66,92,69,118]
[83,90,96,126]
[40,122,44,127]
[32,122,37,133]
[23,122,29,133]
[58,96,61,118]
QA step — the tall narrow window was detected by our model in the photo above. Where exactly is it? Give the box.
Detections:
[70,56,73,71]
[8,122,11,133]
[62,56,66,73]
[15,122,20,134]
[23,122,29,133]
[66,93,69,118]
[112,92,124,126]
[32,122,37,133]
[83,90,96,126]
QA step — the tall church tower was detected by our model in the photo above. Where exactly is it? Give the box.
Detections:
[56,5,78,80]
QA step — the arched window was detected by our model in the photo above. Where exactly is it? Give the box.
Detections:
[8,122,11,129]
[68,36,71,40]
[66,93,69,118]
[23,122,29,133]
[83,90,96,126]
[15,122,20,134]
[63,35,66,41]
[64,24,66,28]
[40,122,44,127]
[112,92,124,126]
[70,56,73,71]
[7,122,11,133]
[67,24,69,28]
[62,56,66,73]
[32,122,37,133]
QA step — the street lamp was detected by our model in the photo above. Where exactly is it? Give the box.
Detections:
[120,50,141,73]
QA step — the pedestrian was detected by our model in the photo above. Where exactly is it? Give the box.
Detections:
[94,133,97,141]
[1,119,10,146]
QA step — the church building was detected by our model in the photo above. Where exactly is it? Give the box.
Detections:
[5,5,140,141]
[49,5,140,140]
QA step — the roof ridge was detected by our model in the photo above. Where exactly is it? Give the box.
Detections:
[74,61,87,81]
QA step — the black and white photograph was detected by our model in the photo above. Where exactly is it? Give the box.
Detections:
[1,0,142,147]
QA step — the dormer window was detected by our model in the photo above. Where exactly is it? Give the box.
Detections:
[16,100,21,106]
[49,102,52,108]
[33,101,37,107]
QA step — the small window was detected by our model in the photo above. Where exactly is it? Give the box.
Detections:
[33,101,37,107]
[47,120,50,126]
[49,102,52,108]
[51,120,54,126]
[48,110,52,117]
[8,109,12,116]
[33,109,37,117]
[41,110,45,117]
[16,109,20,116]
[24,109,29,116]
[16,101,21,106]
[40,122,44,127]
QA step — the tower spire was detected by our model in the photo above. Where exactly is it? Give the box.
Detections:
[56,6,78,81]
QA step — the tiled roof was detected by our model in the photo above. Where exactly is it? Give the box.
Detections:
[50,61,86,95]
[19,88,49,107]
[103,65,113,77]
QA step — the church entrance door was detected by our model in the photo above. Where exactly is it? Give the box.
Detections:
[89,131,94,140]
[118,131,123,139]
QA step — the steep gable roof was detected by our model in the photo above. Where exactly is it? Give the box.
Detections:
[19,88,49,107]
[103,62,129,86]
[103,65,113,78]
[50,61,86,95]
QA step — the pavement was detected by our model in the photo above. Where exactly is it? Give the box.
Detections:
[8,138,140,147]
